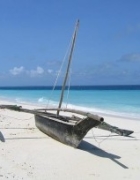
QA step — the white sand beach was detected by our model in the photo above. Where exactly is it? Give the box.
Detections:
[0,100,140,180]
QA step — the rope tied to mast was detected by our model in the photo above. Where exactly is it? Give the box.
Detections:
[46,20,79,112]
[57,20,80,116]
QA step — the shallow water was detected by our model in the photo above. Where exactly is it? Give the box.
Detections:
[0,85,140,120]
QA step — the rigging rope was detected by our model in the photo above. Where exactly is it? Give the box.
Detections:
[91,128,112,148]
[65,70,71,109]
[46,36,73,109]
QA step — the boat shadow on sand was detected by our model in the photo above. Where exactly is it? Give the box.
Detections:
[0,129,135,169]
[0,131,128,169]
[79,140,129,169]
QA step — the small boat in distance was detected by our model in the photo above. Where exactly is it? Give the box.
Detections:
[0,20,133,148]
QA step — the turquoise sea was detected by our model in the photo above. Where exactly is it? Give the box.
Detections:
[0,85,140,120]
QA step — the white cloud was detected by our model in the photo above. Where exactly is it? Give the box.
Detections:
[10,66,24,75]
[47,69,53,73]
[120,53,140,62]
[9,66,45,77]
[116,23,140,39]
[30,66,44,77]
[36,66,44,74]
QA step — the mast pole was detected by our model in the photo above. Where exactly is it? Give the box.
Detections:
[57,20,79,116]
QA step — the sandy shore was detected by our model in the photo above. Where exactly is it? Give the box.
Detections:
[0,100,140,180]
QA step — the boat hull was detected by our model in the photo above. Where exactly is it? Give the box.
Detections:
[35,114,101,148]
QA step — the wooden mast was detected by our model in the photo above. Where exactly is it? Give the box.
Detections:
[57,20,79,116]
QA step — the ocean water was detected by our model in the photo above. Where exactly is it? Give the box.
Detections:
[0,85,140,120]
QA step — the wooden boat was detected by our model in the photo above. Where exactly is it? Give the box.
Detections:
[0,105,133,147]
[0,20,133,148]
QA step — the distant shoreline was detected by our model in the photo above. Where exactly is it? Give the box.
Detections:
[0,84,140,90]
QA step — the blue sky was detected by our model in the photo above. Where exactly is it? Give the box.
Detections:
[0,0,140,86]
